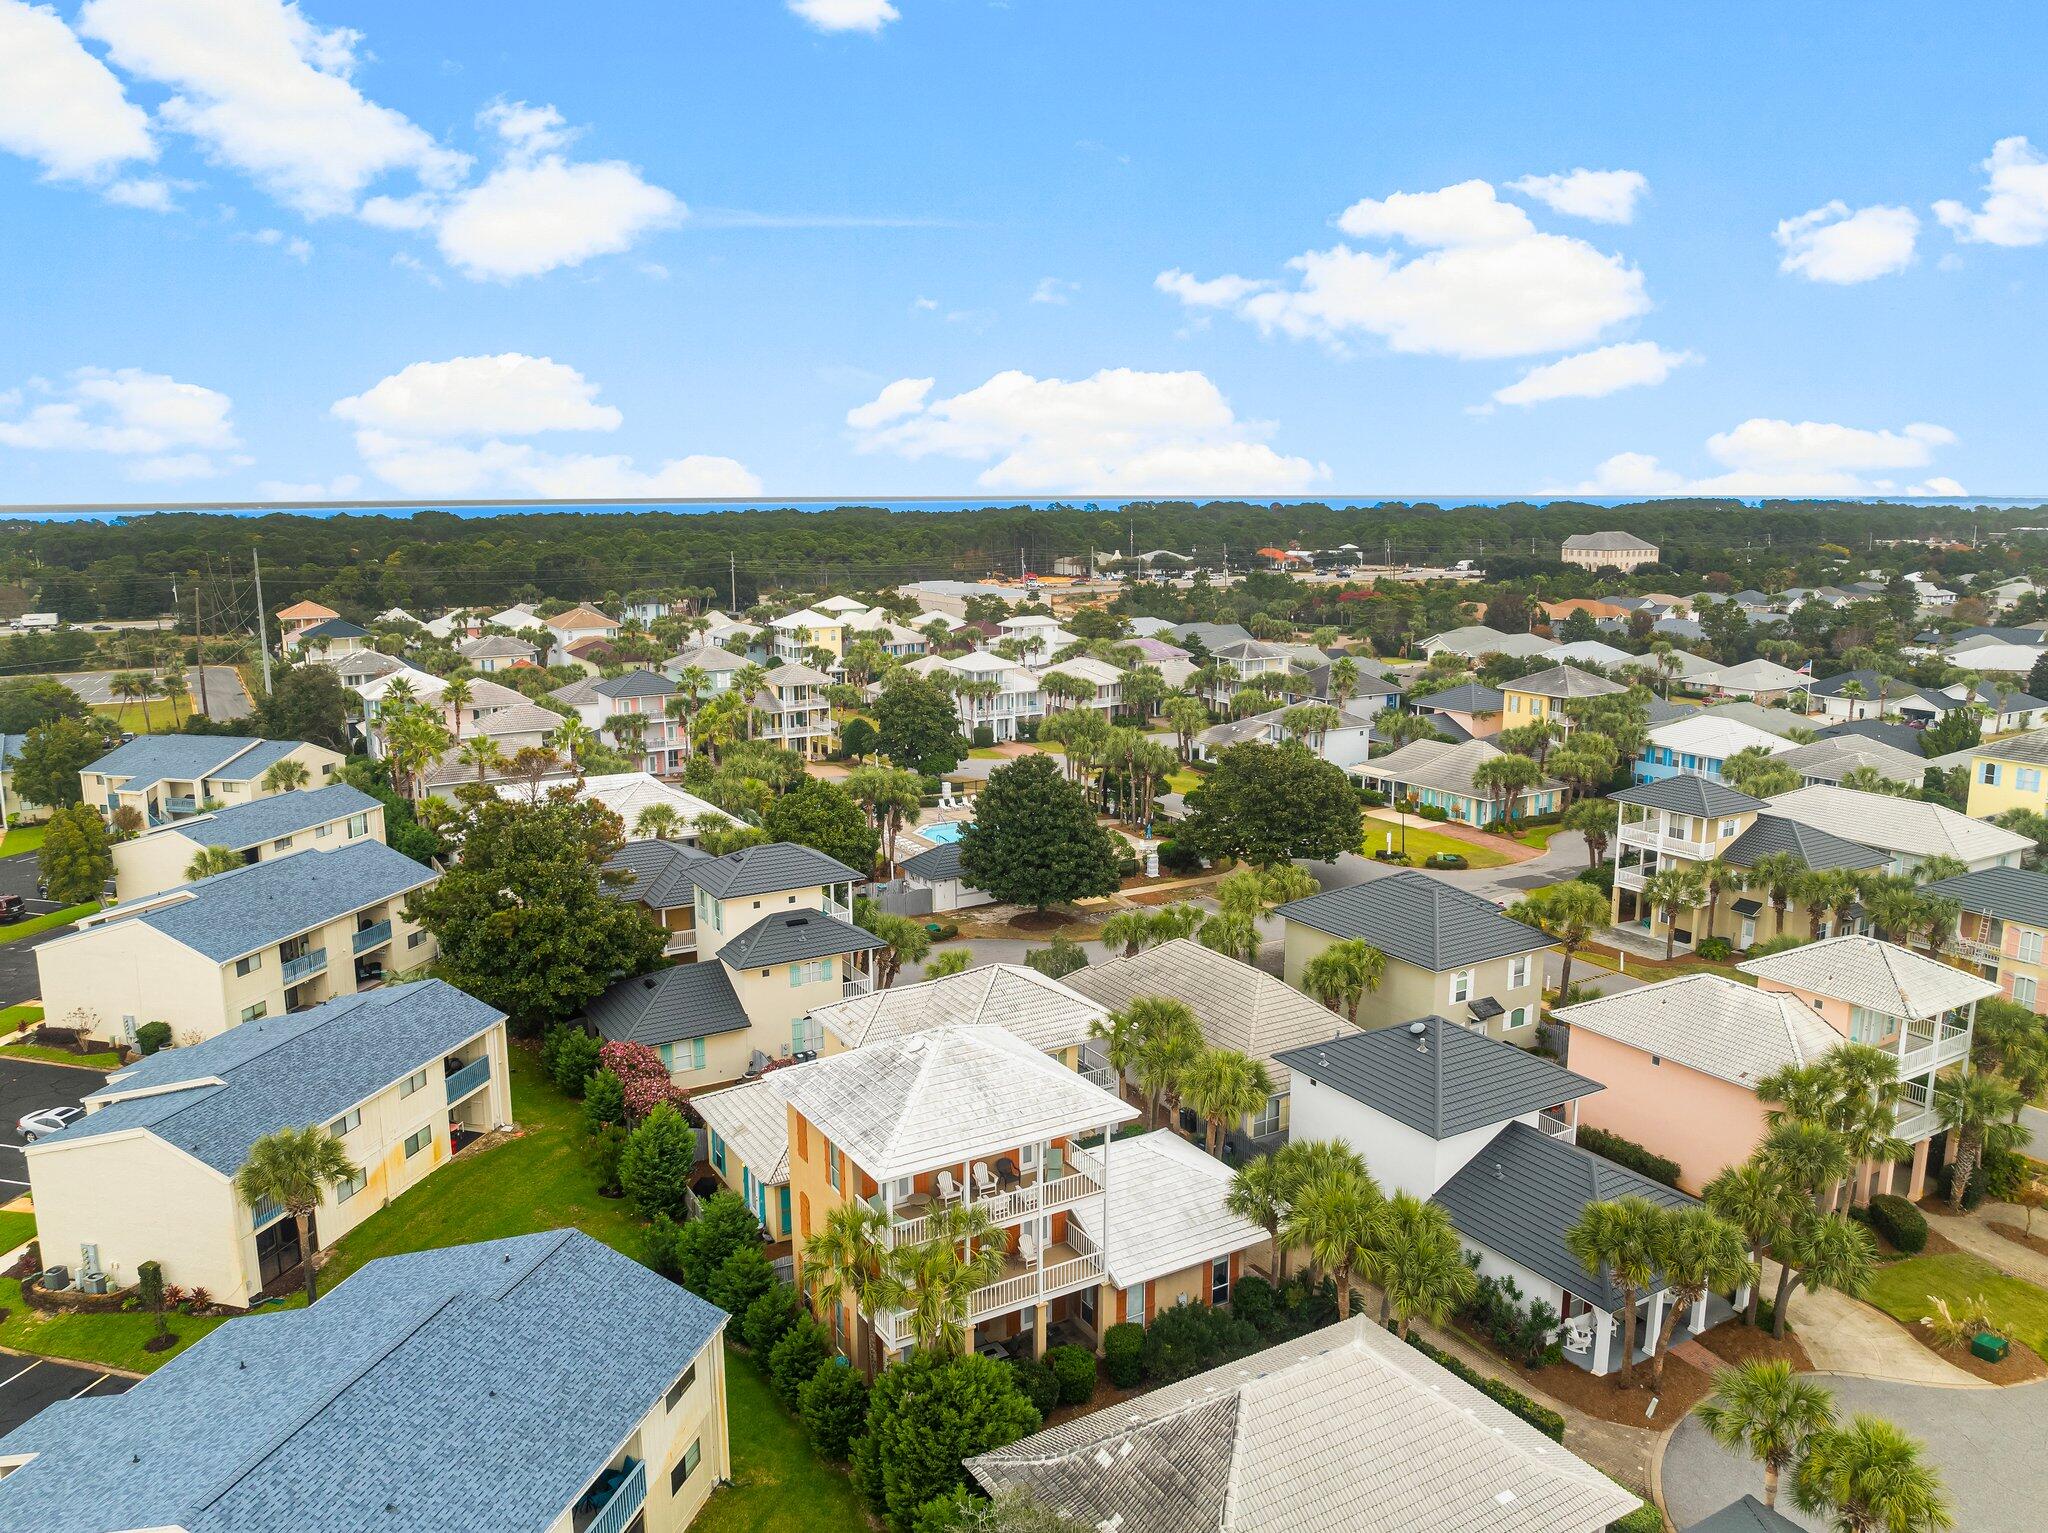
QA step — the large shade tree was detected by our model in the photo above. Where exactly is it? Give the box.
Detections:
[1181,741,1361,867]
[957,755,1122,912]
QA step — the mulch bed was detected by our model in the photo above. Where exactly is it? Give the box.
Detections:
[1988,1220,2048,1260]
[1865,1218,1960,1260]
[1925,1334,2048,1385]
[1450,1318,1713,1427]
[1698,1319,1814,1373]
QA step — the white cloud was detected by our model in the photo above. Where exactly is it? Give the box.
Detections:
[103,177,176,211]
[1160,179,1649,359]
[478,99,574,156]
[1030,276,1077,305]
[1492,341,1696,406]
[0,367,238,459]
[845,368,1326,493]
[360,193,440,230]
[0,0,155,185]
[336,354,755,497]
[332,354,625,438]
[788,0,898,34]
[78,0,469,218]
[256,473,362,499]
[1934,136,2048,247]
[251,227,313,261]
[129,452,222,482]
[910,296,940,311]
[1573,417,1959,496]
[1775,201,1919,283]
[1508,169,1648,224]
[434,154,681,281]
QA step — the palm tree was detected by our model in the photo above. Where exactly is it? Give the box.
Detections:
[1182,1048,1274,1158]
[1225,1154,1292,1279]
[458,735,505,784]
[260,758,311,795]
[1696,1360,1837,1509]
[923,949,971,979]
[1119,997,1204,1131]
[547,717,596,768]
[1299,938,1387,1024]
[150,671,185,726]
[801,1201,893,1378]
[1282,1163,1382,1318]
[1747,852,1805,939]
[110,670,150,729]
[185,844,245,881]
[1562,797,1618,870]
[1098,911,1156,959]
[1564,1197,1662,1385]
[1821,1044,1909,1210]
[441,677,472,740]
[886,1203,1006,1356]
[1706,1159,1803,1326]
[1148,902,1206,944]
[845,765,922,876]
[1471,751,1542,827]
[634,803,682,840]
[1374,1192,1476,1338]
[1196,911,1261,964]
[1696,857,1744,941]
[1773,1212,1875,1340]
[233,1125,360,1303]
[1646,1206,1757,1388]
[1935,1070,2024,1212]
[1793,1415,1954,1532]
[1509,881,1608,998]
[1641,865,1707,960]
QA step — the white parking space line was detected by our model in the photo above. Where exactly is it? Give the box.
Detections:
[0,1360,41,1389]
[67,1374,109,1400]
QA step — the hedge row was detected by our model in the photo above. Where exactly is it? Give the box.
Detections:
[1575,1125,1682,1189]
[1402,1332,1566,1442]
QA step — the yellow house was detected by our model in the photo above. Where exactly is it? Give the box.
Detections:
[23,980,510,1304]
[79,734,345,829]
[1922,865,2048,1011]
[36,838,437,1049]
[0,1229,731,1533]
[1966,728,2048,819]
[1499,663,1626,731]
[108,781,387,900]
[770,607,847,664]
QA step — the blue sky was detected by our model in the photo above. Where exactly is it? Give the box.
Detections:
[1,0,2044,505]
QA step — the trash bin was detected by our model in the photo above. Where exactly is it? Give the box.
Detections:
[1971,1331,2009,1363]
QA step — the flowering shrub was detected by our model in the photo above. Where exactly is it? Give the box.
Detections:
[599,1039,685,1123]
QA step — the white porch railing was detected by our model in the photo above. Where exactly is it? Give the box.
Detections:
[886,1166,1103,1247]
[1617,827,1715,861]
[873,1251,1105,1350]
[1897,1022,1972,1079]
[1536,1111,1574,1141]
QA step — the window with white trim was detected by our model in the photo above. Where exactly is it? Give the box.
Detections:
[1210,1258,1231,1307]
[1506,1005,1529,1029]
[335,1168,367,1202]
[2020,931,2044,964]
[2022,768,2043,793]
[398,1068,428,1099]
[346,812,368,837]
[1449,969,1474,1005]
[2015,975,2039,1008]
[1248,1093,1282,1139]
[1507,955,1530,989]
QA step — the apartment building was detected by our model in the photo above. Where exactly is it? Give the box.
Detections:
[81,735,345,828]
[1561,530,1659,571]
[0,1231,730,1533]
[754,662,836,758]
[24,981,509,1303]
[552,669,685,774]
[37,838,437,1047]
[109,782,385,900]
[1923,865,2048,1009]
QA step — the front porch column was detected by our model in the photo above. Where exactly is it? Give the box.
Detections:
[1690,1293,1708,1333]
[1908,1137,1932,1201]
[1591,1310,1615,1375]
[1095,1282,1115,1356]
[963,1320,974,1356]
[1032,1302,1048,1359]
[1644,1292,1667,1357]
[1734,1279,1753,1312]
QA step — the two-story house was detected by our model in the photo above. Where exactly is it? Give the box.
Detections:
[603,837,713,958]
[109,782,385,900]
[289,616,373,656]
[1277,872,1554,1044]
[1922,865,2048,1010]
[273,598,338,647]
[543,603,621,665]
[1038,655,1124,716]
[454,633,539,671]
[1634,713,1795,785]
[81,735,344,828]
[1406,681,1504,741]
[991,613,1071,665]
[23,980,509,1303]
[1965,728,2048,820]
[920,650,1043,742]
[36,838,437,1047]
[0,1230,731,1533]
[1200,639,1293,708]
[770,607,847,667]
[754,662,836,758]
[663,643,751,696]
[1769,783,2031,875]
[552,669,685,773]
[1500,664,1624,732]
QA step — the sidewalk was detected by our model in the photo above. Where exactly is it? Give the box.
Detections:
[1757,1258,1981,1388]
[1925,1201,2048,1288]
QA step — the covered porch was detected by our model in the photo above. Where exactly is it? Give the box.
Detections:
[1558,1286,1740,1376]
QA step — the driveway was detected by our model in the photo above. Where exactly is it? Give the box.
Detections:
[0,1357,133,1436]
[0,1055,111,1193]
[1662,1374,2047,1531]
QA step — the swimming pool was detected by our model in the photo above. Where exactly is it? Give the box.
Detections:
[921,821,971,844]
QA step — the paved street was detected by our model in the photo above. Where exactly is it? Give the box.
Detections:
[2022,1103,2048,1154]
[1662,1374,2045,1531]
[0,1358,132,1437]
[0,1055,110,1193]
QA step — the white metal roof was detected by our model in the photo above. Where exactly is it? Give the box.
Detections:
[1066,1133,1267,1289]
[1766,783,2032,866]
[1691,658,1810,692]
[806,964,1106,1054]
[1739,934,2000,1020]
[1646,712,1797,761]
[1556,974,1844,1089]
[692,1077,791,1185]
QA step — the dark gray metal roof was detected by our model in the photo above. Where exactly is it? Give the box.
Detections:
[1412,682,1503,715]
[1721,813,1884,872]
[1683,1496,1806,1532]
[901,841,964,881]
[1275,1017,1601,1139]
[1276,871,1552,971]
[1813,717,1925,752]
[718,909,886,970]
[690,840,864,899]
[298,617,371,641]
[1431,1121,1695,1311]
[592,668,676,700]
[1923,864,2048,928]
[603,838,711,909]
[585,961,750,1045]
[1611,773,1767,817]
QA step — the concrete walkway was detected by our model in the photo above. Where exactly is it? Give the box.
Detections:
[1925,1202,2048,1287]
[1758,1258,1981,1388]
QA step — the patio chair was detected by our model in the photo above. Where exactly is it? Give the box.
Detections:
[972,1161,999,1197]
[1017,1230,1039,1265]
[936,1170,961,1204]
[1560,1313,1596,1355]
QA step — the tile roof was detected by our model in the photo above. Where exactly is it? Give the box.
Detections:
[1766,783,2033,864]
[1358,737,1563,801]
[967,1314,1638,1533]
[1278,871,1554,972]
[545,603,616,631]
[1611,773,1768,817]
[31,981,500,1174]
[1738,934,2000,1018]
[455,634,537,659]
[764,1022,1135,1179]
[1433,1121,1696,1311]
[168,783,383,850]
[1064,939,1353,1093]
[1774,736,1929,786]
[0,1231,724,1533]
[536,772,729,833]
[808,963,1104,1054]
[1555,974,1843,1089]
[1564,530,1658,551]
[665,644,751,672]
[1646,713,1796,762]
[603,838,713,908]
[468,700,568,738]
[692,1077,791,1183]
[1692,658,1809,692]
[585,961,751,1045]
[1698,701,1805,738]
[1065,1132,1267,1289]
[691,841,865,899]
[1922,864,2048,928]
[1542,640,1637,669]
[1720,814,1884,872]
[1505,664,1626,700]
[718,908,885,969]
[1275,1016,1602,1138]
[1168,621,1254,649]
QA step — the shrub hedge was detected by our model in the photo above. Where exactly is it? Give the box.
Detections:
[1867,1193,1928,1254]
[1103,1322,1144,1387]
[1044,1344,1098,1406]
[1576,1125,1682,1189]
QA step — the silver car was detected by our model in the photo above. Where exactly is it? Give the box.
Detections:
[16,1106,84,1141]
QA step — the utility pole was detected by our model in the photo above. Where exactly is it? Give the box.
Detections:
[729,550,738,613]
[192,575,211,719]
[251,549,273,697]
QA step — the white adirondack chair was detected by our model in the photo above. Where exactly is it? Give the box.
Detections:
[972,1161,999,1197]
[1560,1313,1596,1356]
[936,1170,961,1204]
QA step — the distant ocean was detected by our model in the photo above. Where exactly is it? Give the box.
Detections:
[4,494,2045,521]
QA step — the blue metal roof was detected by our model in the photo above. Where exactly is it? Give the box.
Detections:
[37,980,502,1174]
[105,837,433,962]
[0,1230,728,1533]
[171,784,382,850]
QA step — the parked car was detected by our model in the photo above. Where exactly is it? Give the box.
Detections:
[16,1106,85,1141]
[0,894,23,922]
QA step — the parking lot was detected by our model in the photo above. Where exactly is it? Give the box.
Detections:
[0,850,76,1011]
[0,1357,134,1436]
[0,1055,109,1195]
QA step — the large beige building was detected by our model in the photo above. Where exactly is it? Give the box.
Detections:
[1560,530,1659,571]
[37,837,437,1048]
[80,734,345,828]
[25,980,510,1304]
[108,781,386,900]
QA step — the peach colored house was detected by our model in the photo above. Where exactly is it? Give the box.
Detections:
[1557,975,1843,1194]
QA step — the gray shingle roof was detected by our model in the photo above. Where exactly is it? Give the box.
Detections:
[99,837,434,962]
[1275,1016,1601,1138]
[170,784,382,850]
[1683,1496,1806,1532]
[1611,773,1768,817]
[718,908,885,969]
[900,841,965,881]
[1975,727,2048,767]
[86,734,288,791]
[603,838,712,909]
[32,981,500,1174]
[210,739,311,783]
[1923,864,2048,928]
[690,840,865,899]
[0,1230,725,1533]
[1277,871,1553,971]
[1720,813,1884,872]
[585,961,751,1045]
[1506,664,1626,700]
[1432,1121,1696,1310]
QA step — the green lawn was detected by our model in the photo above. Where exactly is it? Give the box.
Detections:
[0,1277,254,1371]
[0,1003,42,1036]
[0,1209,35,1254]
[1512,822,1567,851]
[0,901,101,945]
[1358,821,1513,869]
[1862,1251,2048,1356]
[0,824,45,857]
[3,1043,122,1068]
[318,1044,647,1288]
[1164,768,1202,795]
[91,699,192,734]
[694,1344,871,1533]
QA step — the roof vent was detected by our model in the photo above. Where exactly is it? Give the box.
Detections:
[1410,1020,1429,1053]
[645,976,658,989]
